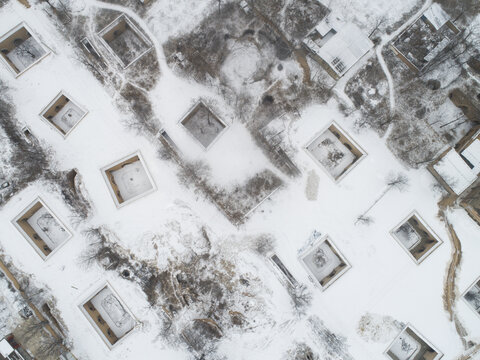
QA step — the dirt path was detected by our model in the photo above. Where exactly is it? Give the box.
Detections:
[441,211,462,320]
[440,210,479,357]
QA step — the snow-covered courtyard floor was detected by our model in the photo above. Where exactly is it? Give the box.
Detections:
[0,1,479,360]
[305,125,363,180]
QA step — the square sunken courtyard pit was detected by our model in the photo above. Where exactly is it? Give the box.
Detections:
[180,101,227,150]
[385,325,443,360]
[391,211,442,265]
[306,123,365,181]
[102,152,156,207]
[0,23,48,76]
[13,198,71,260]
[300,235,351,291]
[81,284,136,347]
[40,92,88,137]
[98,14,152,68]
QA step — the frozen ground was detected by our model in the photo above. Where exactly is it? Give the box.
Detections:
[318,0,421,33]
[0,0,479,360]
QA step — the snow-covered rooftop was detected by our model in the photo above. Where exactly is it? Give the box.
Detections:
[422,3,450,31]
[433,149,477,195]
[0,339,14,357]
[309,22,373,76]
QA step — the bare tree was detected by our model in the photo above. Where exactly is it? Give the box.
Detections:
[37,336,65,358]
[369,16,387,39]
[19,319,49,343]
[422,24,480,75]
[355,173,409,225]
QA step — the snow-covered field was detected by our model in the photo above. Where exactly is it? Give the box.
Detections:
[0,0,479,360]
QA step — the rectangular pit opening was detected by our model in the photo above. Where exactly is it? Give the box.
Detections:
[81,285,135,347]
[13,198,71,260]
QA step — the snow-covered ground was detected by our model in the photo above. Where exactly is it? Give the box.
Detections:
[0,0,479,360]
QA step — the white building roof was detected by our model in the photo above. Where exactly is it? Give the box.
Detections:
[316,23,373,76]
[422,3,450,30]
[461,138,480,174]
[433,148,477,195]
[315,21,332,37]
[0,339,14,357]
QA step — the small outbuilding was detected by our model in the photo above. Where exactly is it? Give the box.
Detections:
[429,127,480,196]
[303,17,373,79]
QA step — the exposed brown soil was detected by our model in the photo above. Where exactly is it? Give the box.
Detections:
[16,0,30,8]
